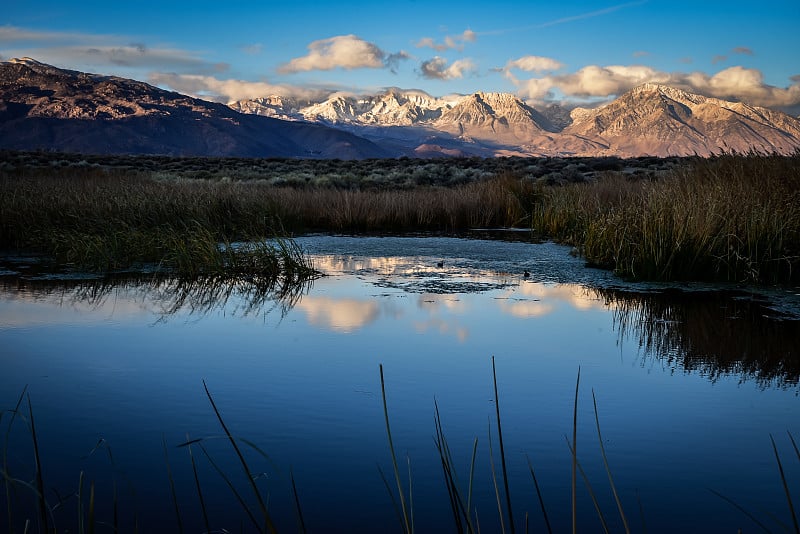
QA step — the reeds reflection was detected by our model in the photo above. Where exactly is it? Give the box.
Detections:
[0,270,315,322]
[598,287,800,388]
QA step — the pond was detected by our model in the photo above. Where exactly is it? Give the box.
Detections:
[1,235,799,533]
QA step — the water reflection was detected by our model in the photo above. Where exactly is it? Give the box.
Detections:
[0,271,313,323]
[2,249,798,388]
[2,239,799,532]
[600,288,800,388]
[295,296,381,333]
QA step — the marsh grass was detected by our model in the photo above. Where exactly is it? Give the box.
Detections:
[0,168,317,277]
[531,152,800,283]
[5,152,798,283]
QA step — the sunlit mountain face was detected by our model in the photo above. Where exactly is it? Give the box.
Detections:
[3,58,799,158]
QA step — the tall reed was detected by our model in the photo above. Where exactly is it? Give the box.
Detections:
[531,152,800,283]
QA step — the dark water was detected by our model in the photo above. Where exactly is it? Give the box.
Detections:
[1,236,798,533]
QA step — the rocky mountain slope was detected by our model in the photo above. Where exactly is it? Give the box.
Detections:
[0,58,389,158]
[2,58,799,158]
[563,83,800,156]
[234,84,800,157]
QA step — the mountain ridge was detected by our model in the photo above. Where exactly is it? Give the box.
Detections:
[2,58,799,158]
[0,58,389,159]
[232,82,800,157]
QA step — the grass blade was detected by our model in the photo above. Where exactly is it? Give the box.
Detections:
[433,400,473,533]
[636,490,648,534]
[467,436,478,525]
[487,419,507,534]
[198,442,260,531]
[707,488,771,533]
[379,364,412,534]
[492,356,516,534]
[572,367,580,534]
[526,455,552,534]
[789,431,800,463]
[162,436,184,534]
[565,437,610,534]
[27,394,48,534]
[378,464,405,529]
[88,480,95,534]
[203,380,277,534]
[186,434,210,534]
[771,434,800,534]
[5,386,29,534]
[78,471,84,534]
[592,389,630,533]
[290,468,307,534]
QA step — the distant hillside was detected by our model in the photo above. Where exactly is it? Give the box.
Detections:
[0,58,389,159]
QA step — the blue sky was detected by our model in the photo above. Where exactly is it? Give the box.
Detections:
[2,1,799,111]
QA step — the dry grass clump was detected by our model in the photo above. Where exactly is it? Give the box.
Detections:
[0,168,314,275]
[531,152,800,284]
[0,166,540,253]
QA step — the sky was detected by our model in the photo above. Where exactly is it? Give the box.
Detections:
[2,0,799,112]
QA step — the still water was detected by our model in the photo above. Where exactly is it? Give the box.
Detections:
[1,235,798,533]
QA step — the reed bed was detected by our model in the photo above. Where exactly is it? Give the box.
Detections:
[530,152,800,284]
[3,152,798,283]
[0,167,538,260]
[0,168,316,276]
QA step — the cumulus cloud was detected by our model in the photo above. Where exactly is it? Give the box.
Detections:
[512,63,800,110]
[415,29,476,52]
[681,66,800,108]
[732,46,754,56]
[419,56,476,80]
[517,64,667,100]
[505,55,564,73]
[278,34,407,73]
[148,72,327,103]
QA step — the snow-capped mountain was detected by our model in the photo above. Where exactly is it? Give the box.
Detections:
[232,84,800,157]
[2,58,799,158]
[564,83,800,156]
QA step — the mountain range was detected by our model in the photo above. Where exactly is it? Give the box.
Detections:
[2,57,800,158]
[0,58,388,159]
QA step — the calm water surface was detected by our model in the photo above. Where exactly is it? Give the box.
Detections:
[1,235,798,533]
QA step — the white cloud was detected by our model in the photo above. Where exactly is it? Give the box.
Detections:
[516,64,666,100]
[505,55,564,73]
[512,63,800,110]
[278,34,407,73]
[419,56,476,80]
[681,66,800,108]
[415,29,476,52]
[148,72,327,103]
